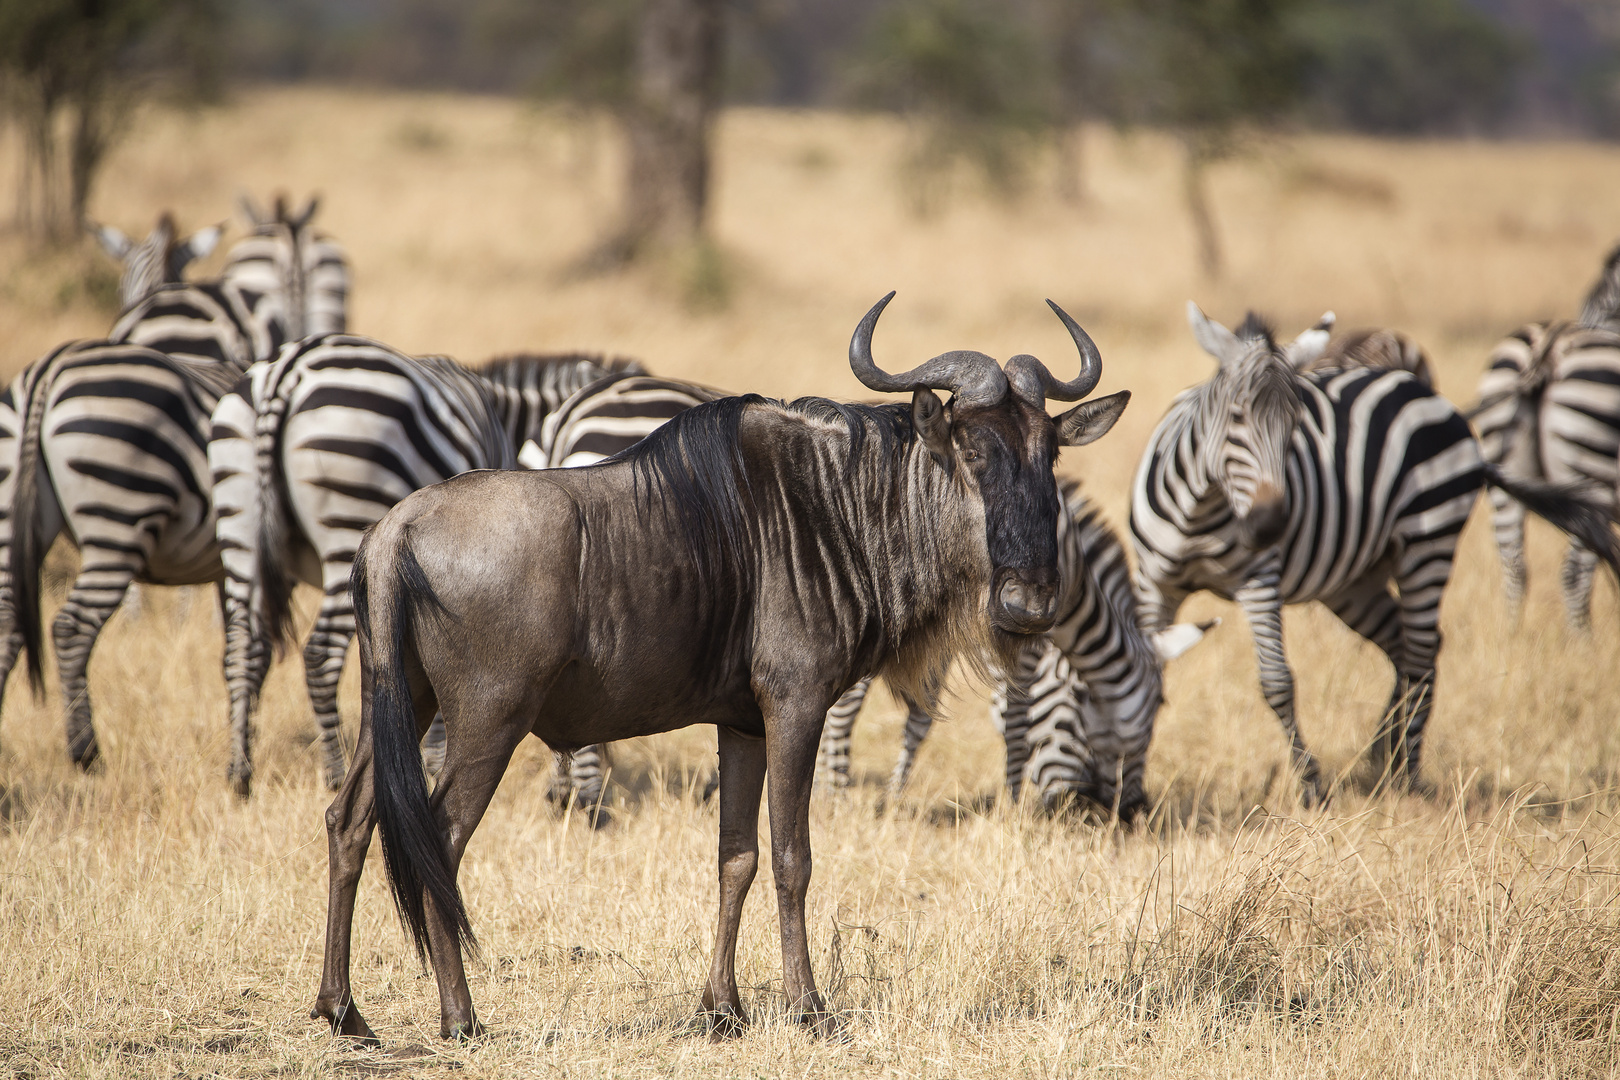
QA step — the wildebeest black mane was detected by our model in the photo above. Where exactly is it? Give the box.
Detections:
[607,393,929,688]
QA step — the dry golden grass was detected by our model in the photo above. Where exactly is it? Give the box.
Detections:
[4,88,1620,1077]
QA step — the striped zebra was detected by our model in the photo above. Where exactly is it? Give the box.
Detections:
[1474,247,1620,628]
[90,211,223,310]
[210,338,681,796]
[814,481,1212,818]
[1298,315,1437,390]
[0,209,349,769]
[1131,303,1620,803]
[109,194,349,368]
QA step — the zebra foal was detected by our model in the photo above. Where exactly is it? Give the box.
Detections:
[1131,304,1620,803]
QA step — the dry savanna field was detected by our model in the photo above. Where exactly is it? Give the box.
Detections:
[5,88,1620,1077]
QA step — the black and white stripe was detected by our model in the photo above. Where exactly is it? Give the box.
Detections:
[91,212,222,310]
[0,214,350,768]
[210,338,670,795]
[815,482,1209,817]
[1131,304,1620,802]
[1474,249,1620,628]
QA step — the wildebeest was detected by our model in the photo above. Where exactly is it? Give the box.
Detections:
[312,294,1130,1042]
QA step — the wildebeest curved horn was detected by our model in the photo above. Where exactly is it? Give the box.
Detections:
[1003,299,1103,404]
[849,291,1008,406]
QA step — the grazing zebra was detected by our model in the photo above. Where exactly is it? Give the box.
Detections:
[0,208,350,768]
[814,481,1212,818]
[1131,303,1620,803]
[90,212,223,309]
[1474,247,1620,627]
[211,338,672,796]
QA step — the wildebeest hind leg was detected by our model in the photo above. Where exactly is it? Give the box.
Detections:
[422,705,531,1041]
[312,670,436,1046]
[702,725,766,1038]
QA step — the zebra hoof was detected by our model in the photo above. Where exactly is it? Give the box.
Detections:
[69,733,100,771]
[230,771,252,800]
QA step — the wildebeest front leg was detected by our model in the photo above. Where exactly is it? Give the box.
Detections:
[1236,573,1324,806]
[702,725,766,1038]
[764,704,838,1037]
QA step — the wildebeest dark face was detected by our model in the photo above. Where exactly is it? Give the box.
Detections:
[853,293,1129,638]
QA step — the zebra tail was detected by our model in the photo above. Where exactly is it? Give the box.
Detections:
[10,359,56,697]
[357,530,475,965]
[252,359,300,655]
[1484,463,1620,584]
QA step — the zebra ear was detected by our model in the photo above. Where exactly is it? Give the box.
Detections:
[91,222,132,260]
[1284,312,1334,369]
[289,196,320,230]
[238,192,270,227]
[177,224,224,265]
[1187,301,1243,365]
[1055,389,1129,447]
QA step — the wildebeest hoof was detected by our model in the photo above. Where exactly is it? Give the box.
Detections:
[702,1002,749,1041]
[313,1000,380,1047]
[441,1016,484,1041]
[801,1008,847,1041]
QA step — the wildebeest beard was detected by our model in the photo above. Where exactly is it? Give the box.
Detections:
[616,391,1031,711]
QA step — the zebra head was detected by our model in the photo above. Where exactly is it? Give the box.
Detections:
[1186,302,1298,550]
[1579,242,1620,330]
[230,193,350,342]
[90,212,223,310]
[851,294,1130,635]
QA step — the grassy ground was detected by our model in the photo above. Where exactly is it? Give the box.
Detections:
[3,88,1620,1077]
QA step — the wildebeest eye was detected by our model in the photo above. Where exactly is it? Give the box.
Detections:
[961,447,981,463]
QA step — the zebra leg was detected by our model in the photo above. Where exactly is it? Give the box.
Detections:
[1560,540,1598,634]
[421,715,447,778]
[1321,576,1407,785]
[991,659,1036,803]
[303,593,356,791]
[53,551,142,768]
[222,577,272,798]
[1388,550,1454,793]
[815,678,870,789]
[1236,574,1324,805]
[886,693,935,798]
[545,743,612,827]
[1488,486,1528,618]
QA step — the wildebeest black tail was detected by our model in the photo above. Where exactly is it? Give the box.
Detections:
[1484,463,1620,583]
[355,527,474,964]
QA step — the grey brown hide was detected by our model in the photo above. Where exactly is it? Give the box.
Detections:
[313,294,1129,1043]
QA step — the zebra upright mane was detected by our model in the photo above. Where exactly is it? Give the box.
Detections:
[1234,311,1277,347]
[479,352,645,384]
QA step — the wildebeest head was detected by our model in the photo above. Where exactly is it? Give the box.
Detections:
[849,292,1130,637]
[1186,302,1300,551]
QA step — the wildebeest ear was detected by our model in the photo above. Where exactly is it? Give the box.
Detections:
[912,389,953,472]
[1055,389,1129,447]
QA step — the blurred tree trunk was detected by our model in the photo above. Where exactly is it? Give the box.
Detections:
[1182,135,1223,280]
[595,0,724,266]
